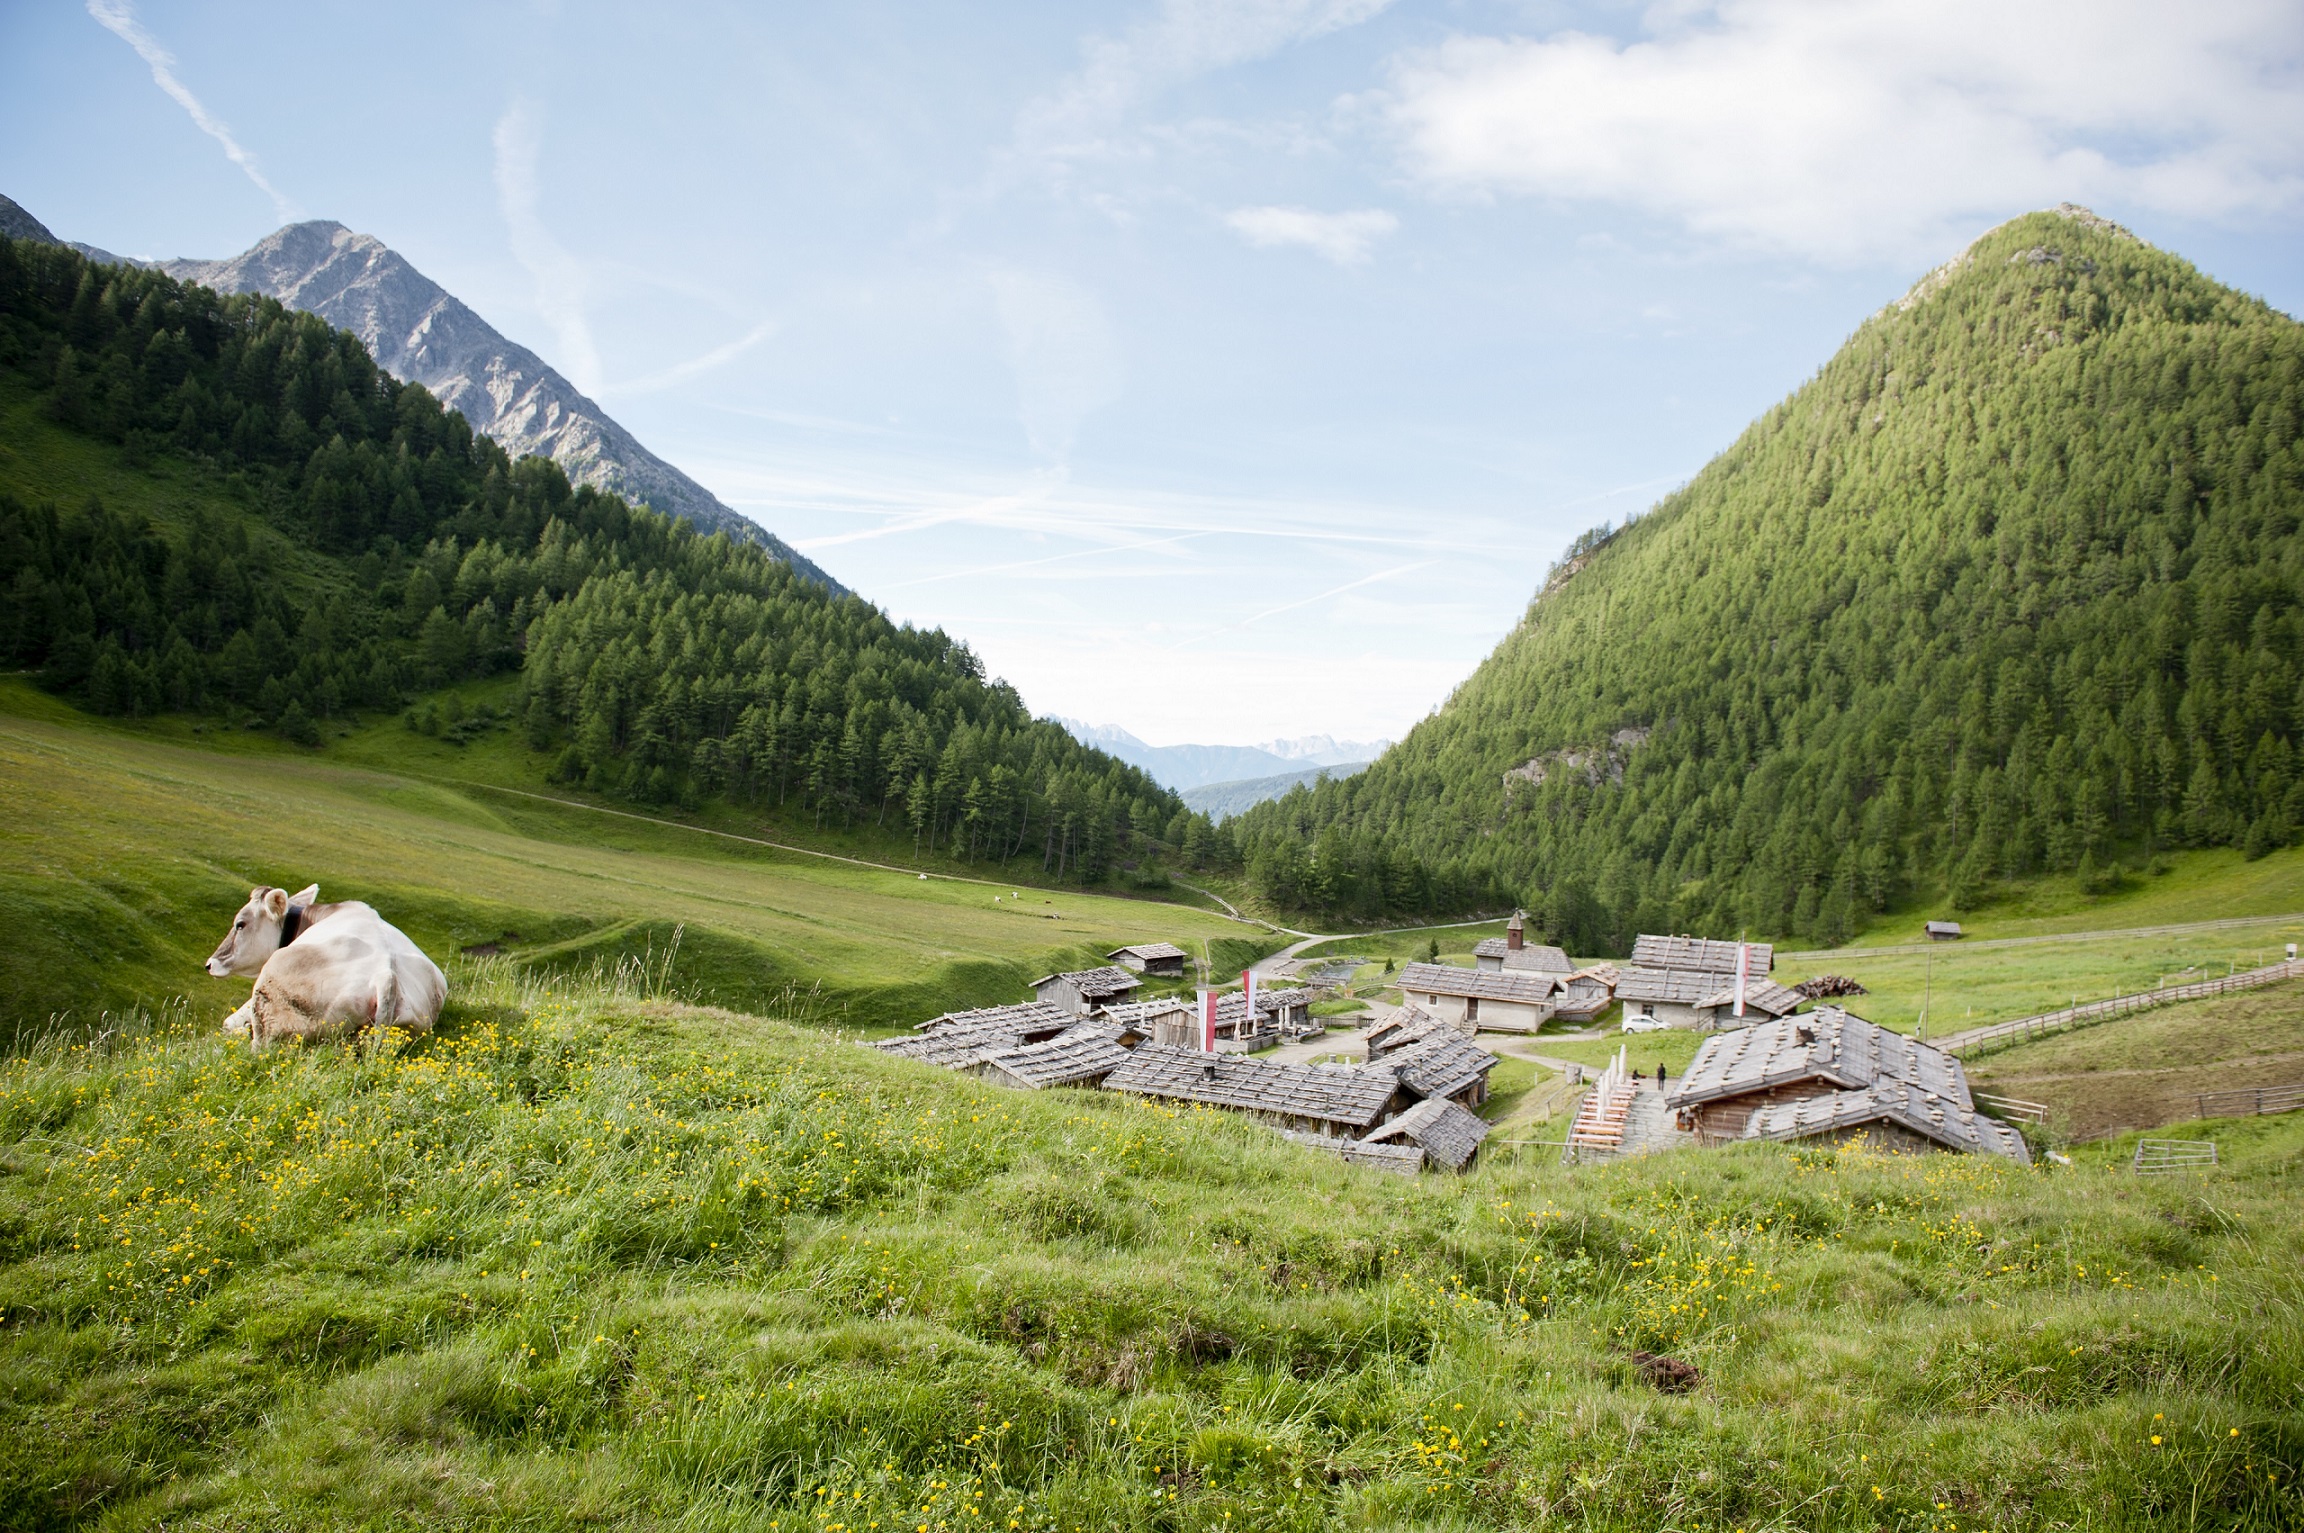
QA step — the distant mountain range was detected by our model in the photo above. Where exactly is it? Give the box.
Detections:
[0,194,837,593]
[1183,761,1370,822]
[1057,719,1390,791]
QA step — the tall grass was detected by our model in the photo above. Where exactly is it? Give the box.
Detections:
[0,966,2298,1529]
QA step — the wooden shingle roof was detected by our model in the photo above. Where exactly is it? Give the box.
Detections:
[1471,938,1575,972]
[1365,1004,1453,1056]
[1616,966,1734,1005]
[1108,942,1189,962]
[878,1001,1081,1070]
[1396,963,1559,1004]
[1100,998,1193,1029]
[876,1021,1032,1070]
[1691,978,1807,1018]
[1102,1045,1397,1130]
[1629,935,1774,974]
[1361,1097,1491,1170]
[1740,1081,2031,1163]
[981,1023,1136,1090]
[1030,965,1143,997]
[1383,1034,1498,1102]
[1212,987,1311,1027]
[1667,1008,1969,1110]
[912,1000,1077,1036]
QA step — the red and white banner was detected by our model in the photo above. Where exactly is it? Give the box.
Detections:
[1732,942,1751,1018]
[1240,968,1259,1032]
[1199,988,1218,1052]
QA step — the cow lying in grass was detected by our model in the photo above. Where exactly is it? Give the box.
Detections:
[206,884,447,1047]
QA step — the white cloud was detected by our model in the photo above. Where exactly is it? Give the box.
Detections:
[1226,204,1399,263]
[85,0,297,222]
[492,98,602,393]
[986,269,1125,464]
[1384,0,2304,261]
[1019,0,1396,161]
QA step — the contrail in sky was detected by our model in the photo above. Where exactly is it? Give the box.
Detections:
[85,0,296,222]
[1169,561,1437,650]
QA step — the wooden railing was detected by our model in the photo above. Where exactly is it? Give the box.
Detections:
[1939,959,2304,1059]
[2183,1082,2304,1120]
[1971,1090,2049,1125]
[1564,1045,1633,1162]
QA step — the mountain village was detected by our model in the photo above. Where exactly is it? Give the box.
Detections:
[6,5,2301,1511]
[871,912,2032,1173]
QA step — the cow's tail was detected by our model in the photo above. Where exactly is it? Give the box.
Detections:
[373,967,402,1030]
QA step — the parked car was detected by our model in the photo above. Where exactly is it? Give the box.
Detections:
[1621,1015,1668,1034]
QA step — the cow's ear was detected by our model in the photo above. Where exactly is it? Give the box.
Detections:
[262,888,289,919]
[290,884,320,906]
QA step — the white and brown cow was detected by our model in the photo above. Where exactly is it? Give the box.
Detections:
[206,884,447,1047]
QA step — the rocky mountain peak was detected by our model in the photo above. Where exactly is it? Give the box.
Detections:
[158,219,841,592]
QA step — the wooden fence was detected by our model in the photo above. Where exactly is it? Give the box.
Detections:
[1971,1090,2049,1125]
[1939,958,2304,1059]
[2183,1082,2304,1120]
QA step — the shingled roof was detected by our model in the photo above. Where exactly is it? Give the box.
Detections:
[1472,937,1575,971]
[1383,1033,1498,1102]
[1630,935,1774,973]
[1212,987,1312,1027]
[912,1000,1077,1036]
[1101,998,1193,1029]
[1667,1008,1967,1109]
[1615,966,1723,1005]
[1283,1130,1428,1175]
[1740,1081,2032,1163]
[1365,1004,1455,1057]
[1361,1097,1491,1171]
[980,1022,1137,1090]
[1396,963,1559,1004]
[875,1001,1078,1070]
[1030,965,1143,998]
[876,1022,1032,1070]
[1103,1045,1397,1131]
[1691,977,1807,1018]
[1108,942,1188,962]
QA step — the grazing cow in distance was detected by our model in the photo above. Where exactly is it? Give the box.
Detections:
[206,884,447,1047]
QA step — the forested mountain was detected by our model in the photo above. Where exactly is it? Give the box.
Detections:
[1232,206,2304,947]
[0,235,1196,884]
[1183,761,1368,822]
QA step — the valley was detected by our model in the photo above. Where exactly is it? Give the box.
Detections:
[2,194,2301,1533]
[0,682,1255,1040]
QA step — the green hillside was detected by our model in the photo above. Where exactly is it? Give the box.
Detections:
[0,680,1259,1040]
[1233,207,2304,947]
[0,235,1213,893]
[2,963,2298,1529]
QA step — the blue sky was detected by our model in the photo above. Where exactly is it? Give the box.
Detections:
[7,1,2302,744]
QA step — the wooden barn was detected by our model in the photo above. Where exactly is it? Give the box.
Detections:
[1030,965,1144,1014]
[1108,942,1190,977]
[1665,1008,2030,1163]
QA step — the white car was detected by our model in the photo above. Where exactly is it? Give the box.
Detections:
[1621,1015,1668,1034]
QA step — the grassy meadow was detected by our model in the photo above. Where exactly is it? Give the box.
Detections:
[1967,982,2304,1140]
[1,964,2299,1530]
[1769,912,2304,1040]
[0,684,1257,1040]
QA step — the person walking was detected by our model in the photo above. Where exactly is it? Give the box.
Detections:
[1657,1062,1669,1090]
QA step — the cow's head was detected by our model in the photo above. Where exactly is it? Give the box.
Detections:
[206,883,320,977]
